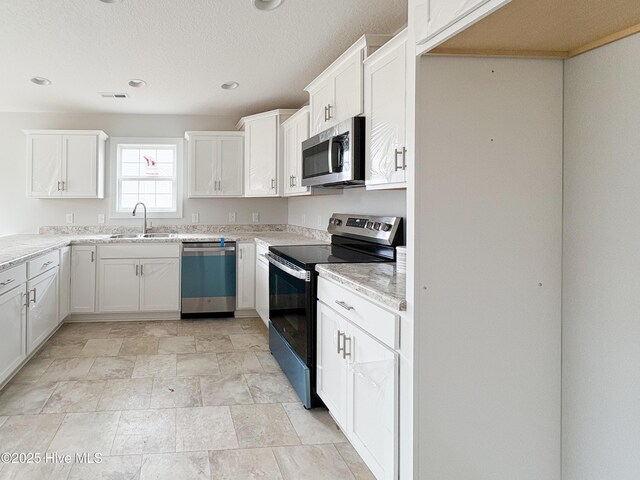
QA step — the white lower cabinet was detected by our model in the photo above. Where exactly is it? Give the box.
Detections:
[139,259,180,312]
[317,296,399,480]
[59,246,71,321]
[98,259,140,312]
[0,285,27,385]
[27,267,59,354]
[255,244,270,325]
[236,242,256,310]
[70,246,96,313]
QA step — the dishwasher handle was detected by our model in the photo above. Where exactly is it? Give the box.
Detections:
[183,245,236,255]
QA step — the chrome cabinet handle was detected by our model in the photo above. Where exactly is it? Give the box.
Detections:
[0,278,15,287]
[335,300,354,311]
[337,331,344,354]
[343,335,352,359]
[394,148,403,171]
[91,251,95,263]
[271,178,275,190]
[327,104,333,120]
[30,288,36,304]
[324,105,328,122]
[43,261,53,267]
[140,264,143,276]
[61,181,65,191]
[24,291,29,308]
[135,265,139,276]
[402,147,407,170]
[57,181,61,191]
[292,176,296,187]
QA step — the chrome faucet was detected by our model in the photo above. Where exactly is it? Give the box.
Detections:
[132,202,148,235]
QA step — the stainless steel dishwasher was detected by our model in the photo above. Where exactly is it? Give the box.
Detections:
[181,241,237,317]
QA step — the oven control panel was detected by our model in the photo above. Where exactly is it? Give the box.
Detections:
[328,214,403,246]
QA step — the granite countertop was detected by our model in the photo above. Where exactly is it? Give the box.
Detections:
[316,263,406,312]
[0,232,326,272]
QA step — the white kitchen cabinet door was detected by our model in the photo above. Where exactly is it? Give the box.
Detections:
[255,256,269,325]
[61,135,98,197]
[309,79,333,136]
[365,32,408,188]
[139,258,180,312]
[236,243,256,310]
[98,259,140,313]
[316,301,349,428]
[27,267,59,354]
[347,323,398,480]
[27,134,62,197]
[189,136,217,197]
[218,135,244,196]
[0,286,27,385]
[245,115,278,196]
[282,121,297,196]
[331,50,365,126]
[59,247,71,321]
[70,246,96,313]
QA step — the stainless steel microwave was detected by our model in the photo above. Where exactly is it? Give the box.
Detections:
[301,117,365,188]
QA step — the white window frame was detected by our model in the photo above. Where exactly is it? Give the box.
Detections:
[110,137,184,219]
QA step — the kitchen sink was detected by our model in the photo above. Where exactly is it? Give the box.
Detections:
[109,234,142,239]
[142,233,178,238]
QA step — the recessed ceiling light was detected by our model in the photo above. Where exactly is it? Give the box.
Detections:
[252,0,283,11]
[128,79,147,88]
[30,77,51,86]
[221,81,240,90]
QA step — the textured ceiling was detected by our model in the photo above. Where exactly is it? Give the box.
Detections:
[0,0,406,117]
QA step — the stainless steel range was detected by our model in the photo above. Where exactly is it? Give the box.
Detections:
[266,213,403,408]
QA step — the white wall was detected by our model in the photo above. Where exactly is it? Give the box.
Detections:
[563,34,640,480]
[287,188,407,233]
[415,56,563,480]
[0,112,288,236]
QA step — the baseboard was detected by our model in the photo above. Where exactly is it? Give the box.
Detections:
[234,309,259,318]
[67,312,180,322]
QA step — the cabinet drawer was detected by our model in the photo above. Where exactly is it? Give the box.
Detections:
[318,276,399,349]
[0,264,27,296]
[28,250,60,279]
[98,244,180,259]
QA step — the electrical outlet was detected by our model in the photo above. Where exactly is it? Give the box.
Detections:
[252,212,260,223]
[97,214,105,224]
[228,212,237,223]
[65,213,74,224]
[191,213,199,224]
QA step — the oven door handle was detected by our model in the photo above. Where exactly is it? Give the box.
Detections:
[327,136,334,173]
[266,252,309,281]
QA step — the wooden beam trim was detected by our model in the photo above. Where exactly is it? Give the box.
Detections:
[569,21,640,57]
[427,48,569,59]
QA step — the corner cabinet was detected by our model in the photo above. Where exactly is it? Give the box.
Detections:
[185,131,244,197]
[364,29,408,190]
[282,107,311,196]
[236,242,256,311]
[24,130,108,198]
[413,0,511,54]
[305,35,392,137]
[237,109,296,197]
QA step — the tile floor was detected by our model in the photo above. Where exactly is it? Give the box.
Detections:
[0,318,375,480]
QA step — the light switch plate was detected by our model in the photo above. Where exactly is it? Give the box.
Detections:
[252,212,260,223]
[228,212,237,223]
[97,214,105,224]
[191,213,199,224]
[65,213,74,224]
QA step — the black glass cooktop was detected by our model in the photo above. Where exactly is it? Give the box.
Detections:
[270,244,392,270]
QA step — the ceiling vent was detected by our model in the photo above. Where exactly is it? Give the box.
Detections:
[99,92,129,99]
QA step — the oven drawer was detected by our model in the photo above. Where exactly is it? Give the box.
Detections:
[318,276,399,349]
[28,250,60,279]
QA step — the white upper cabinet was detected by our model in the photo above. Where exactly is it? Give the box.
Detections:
[282,107,311,197]
[24,130,107,198]
[364,29,408,189]
[186,132,244,197]
[237,109,295,197]
[413,0,511,54]
[305,35,392,137]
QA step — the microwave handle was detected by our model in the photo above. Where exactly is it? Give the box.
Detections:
[327,136,334,173]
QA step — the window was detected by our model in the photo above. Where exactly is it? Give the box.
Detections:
[111,138,183,218]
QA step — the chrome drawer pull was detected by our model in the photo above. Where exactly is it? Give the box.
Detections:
[335,300,354,311]
[0,278,15,287]
[42,261,53,267]
[337,330,344,354]
[343,335,352,359]
[30,288,36,304]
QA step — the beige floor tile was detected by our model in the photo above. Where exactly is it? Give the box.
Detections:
[54,322,113,340]
[176,353,220,377]
[68,454,142,480]
[334,442,376,480]
[143,322,178,337]
[0,416,6,428]
[109,322,146,337]
[132,355,176,378]
[119,337,159,356]
[217,352,264,374]
[111,408,176,455]
[195,335,235,353]
[80,338,124,357]
[0,381,58,415]
[176,406,238,452]
[244,373,299,404]
[140,452,210,480]
[158,336,196,354]
[229,334,269,352]
[8,357,54,384]
[230,404,300,448]
[207,319,246,335]
[48,411,121,456]
[40,357,96,382]
[150,377,201,408]
[282,403,347,444]
[272,444,355,480]
[209,447,283,480]
[254,351,282,373]
[200,375,253,406]
[176,321,213,337]
[42,380,106,413]
[0,461,72,480]
[0,413,64,452]
[37,338,87,359]
[97,378,152,411]
[87,356,136,380]
[241,318,268,334]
